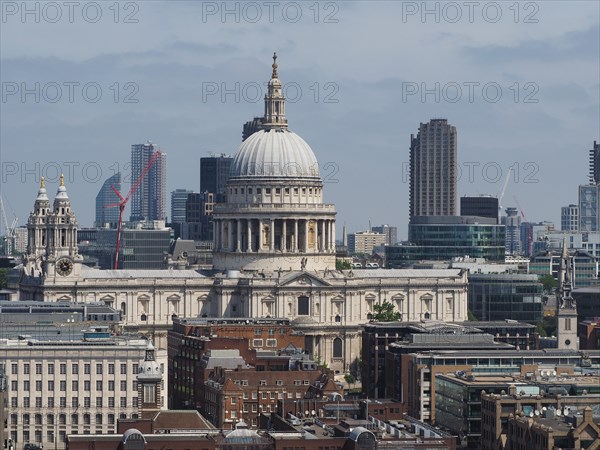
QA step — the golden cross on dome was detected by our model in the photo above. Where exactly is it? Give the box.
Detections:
[60,173,65,186]
[40,176,45,189]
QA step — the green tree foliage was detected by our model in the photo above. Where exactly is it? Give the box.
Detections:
[344,373,356,386]
[536,315,557,337]
[539,274,557,293]
[372,301,400,322]
[467,310,478,321]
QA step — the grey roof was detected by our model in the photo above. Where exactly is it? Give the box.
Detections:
[81,266,206,279]
[346,269,464,278]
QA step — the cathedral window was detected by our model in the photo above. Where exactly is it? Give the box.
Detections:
[333,337,343,358]
[298,296,309,315]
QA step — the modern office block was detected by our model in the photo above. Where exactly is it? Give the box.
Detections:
[170,189,194,224]
[561,204,579,232]
[468,273,543,323]
[460,195,499,223]
[95,173,121,228]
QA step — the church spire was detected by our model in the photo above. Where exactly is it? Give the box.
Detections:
[558,234,574,309]
[263,52,288,129]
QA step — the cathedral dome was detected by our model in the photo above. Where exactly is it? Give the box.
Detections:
[230,128,319,179]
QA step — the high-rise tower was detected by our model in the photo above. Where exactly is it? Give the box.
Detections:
[130,142,167,222]
[589,140,599,184]
[409,119,457,221]
[95,172,121,227]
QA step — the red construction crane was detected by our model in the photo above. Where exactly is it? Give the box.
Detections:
[513,195,527,221]
[106,151,161,269]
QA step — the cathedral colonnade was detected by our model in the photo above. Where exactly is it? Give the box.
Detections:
[213,217,336,253]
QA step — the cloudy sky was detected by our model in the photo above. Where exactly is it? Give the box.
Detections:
[1,1,598,238]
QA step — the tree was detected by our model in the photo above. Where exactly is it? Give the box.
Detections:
[536,315,557,337]
[372,301,400,322]
[336,259,351,270]
[539,274,557,293]
[344,373,356,386]
[467,310,478,321]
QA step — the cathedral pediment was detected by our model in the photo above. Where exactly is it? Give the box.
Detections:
[278,271,331,288]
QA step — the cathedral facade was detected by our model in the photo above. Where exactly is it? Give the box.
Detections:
[19,55,469,374]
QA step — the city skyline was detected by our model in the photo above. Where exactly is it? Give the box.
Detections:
[1,2,598,238]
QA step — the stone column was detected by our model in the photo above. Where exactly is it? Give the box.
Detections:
[293,220,299,252]
[236,219,242,252]
[220,220,226,251]
[282,220,287,252]
[270,219,275,251]
[258,220,263,251]
[213,220,221,251]
[331,221,336,252]
[246,219,252,252]
[320,220,325,251]
[229,220,235,251]
[303,220,309,252]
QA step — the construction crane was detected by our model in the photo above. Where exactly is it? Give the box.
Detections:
[497,166,513,214]
[106,151,161,269]
[0,195,18,256]
[513,195,527,222]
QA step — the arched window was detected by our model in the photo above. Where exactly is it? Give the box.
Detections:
[95,414,103,425]
[120,302,126,316]
[71,414,78,425]
[140,314,147,321]
[333,337,343,358]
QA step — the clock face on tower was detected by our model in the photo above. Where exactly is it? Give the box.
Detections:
[56,258,73,276]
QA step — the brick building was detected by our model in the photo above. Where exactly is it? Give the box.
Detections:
[202,349,342,428]
[168,317,305,410]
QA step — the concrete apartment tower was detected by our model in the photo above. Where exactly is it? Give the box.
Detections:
[409,119,457,222]
[130,142,167,222]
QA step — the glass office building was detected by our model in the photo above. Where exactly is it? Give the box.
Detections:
[386,216,505,267]
[468,273,543,323]
[95,173,121,228]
